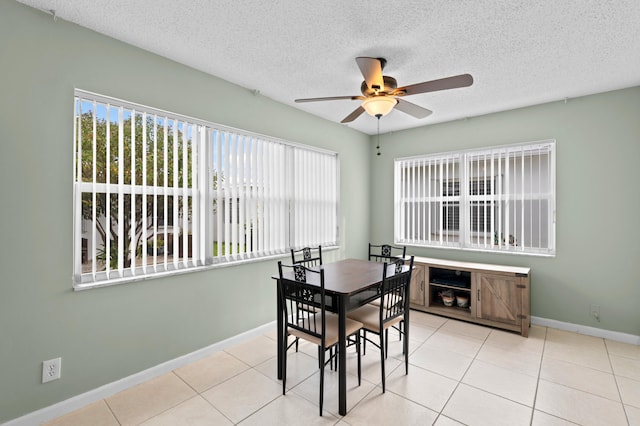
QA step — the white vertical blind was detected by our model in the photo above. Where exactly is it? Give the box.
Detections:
[290,147,338,249]
[209,129,338,264]
[116,107,125,275]
[141,112,148,274]
[181,122,189,268]
[171,122,179,267]
[105,105,112,277]
[72,97,81,282]
[129,109,136,277]
[395,140,555,255]
[91,102,98,279]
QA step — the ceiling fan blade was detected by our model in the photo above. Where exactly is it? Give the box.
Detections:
[395,73,473,96]
[295,95,364,103]
[341,106,365,123]
[356,57,385,91]
[394,99,432,119]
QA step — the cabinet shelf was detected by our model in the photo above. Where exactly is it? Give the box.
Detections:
[426,304,473,320]
[429,282,471,292]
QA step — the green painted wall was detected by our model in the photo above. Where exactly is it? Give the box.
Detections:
[2,1,639,422]
[0,2,370,422]
[369,86,640,338]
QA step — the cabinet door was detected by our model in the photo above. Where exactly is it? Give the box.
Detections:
[409,264,426,307]
[476,272,522,326]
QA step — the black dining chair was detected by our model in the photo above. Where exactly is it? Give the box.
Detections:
[291,246,323,267]
[368,245,407,343]
[289,245,323,352]
[347,256,414,393]
[368,243,406,263]
[361,255,407,352]
[278,261,363,416]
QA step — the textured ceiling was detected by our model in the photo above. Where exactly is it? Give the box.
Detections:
[16,0,640,135]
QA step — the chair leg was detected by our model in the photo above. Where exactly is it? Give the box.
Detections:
[319,346,325,416]
[379,331,386,393]
[282,339,287,395]
[363,330,367,355]
[331,346,336,371]
[404,322,409,375]
[329,346,335,370]
[357,333,362,386]
[385,328,389,359]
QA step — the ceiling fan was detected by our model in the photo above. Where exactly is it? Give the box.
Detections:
[295,57,473,123]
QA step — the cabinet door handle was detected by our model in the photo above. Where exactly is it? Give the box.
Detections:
[421,280,424,291]
[477,289,480,301]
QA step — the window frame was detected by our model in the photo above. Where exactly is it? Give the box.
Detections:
[394,140,556,256]
[73,89,340,290]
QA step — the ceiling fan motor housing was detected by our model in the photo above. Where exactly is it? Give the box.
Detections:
[361,76,398,96]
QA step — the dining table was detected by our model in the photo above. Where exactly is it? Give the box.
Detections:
[274,258,411,416]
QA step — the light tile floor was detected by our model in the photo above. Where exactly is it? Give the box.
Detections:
[44,311,640,425]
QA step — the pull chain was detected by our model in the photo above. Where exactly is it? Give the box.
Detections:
[376,114,381,156]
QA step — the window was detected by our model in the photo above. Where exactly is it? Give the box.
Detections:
[394,140,555,255]
[73,90,339,288]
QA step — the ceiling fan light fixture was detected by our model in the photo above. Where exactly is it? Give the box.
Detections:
[361,96,397,117]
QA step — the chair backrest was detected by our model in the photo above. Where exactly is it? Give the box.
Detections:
[368,243,406,263]
[278,261,326,344]
[291,246,323,267]
[379,256,414,326]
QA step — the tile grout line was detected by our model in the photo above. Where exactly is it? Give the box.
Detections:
[604,339,632,426]
[101,398,122,426]
[529,325,549,425]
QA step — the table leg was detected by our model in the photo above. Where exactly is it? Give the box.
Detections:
[338,295,347,415]
[277,279,283,380]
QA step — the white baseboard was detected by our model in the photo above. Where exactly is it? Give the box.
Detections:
[3,321,276,426]
[531,316,640,345]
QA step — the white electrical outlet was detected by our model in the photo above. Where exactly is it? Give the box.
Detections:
[42,357,61,383]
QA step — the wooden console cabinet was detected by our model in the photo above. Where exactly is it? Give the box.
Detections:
[410,257,531,337]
